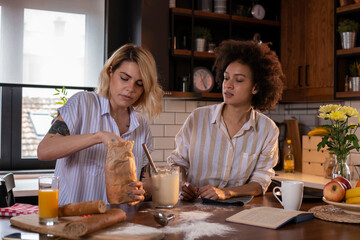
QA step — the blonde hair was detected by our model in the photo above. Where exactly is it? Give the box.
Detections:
[96,44,163,120]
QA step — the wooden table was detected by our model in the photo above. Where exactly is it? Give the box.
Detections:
[1,192,359,240]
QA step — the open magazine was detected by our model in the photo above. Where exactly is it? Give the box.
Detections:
[226,207,314,229]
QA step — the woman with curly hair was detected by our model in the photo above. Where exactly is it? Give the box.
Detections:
[168,40,284,201]
[38,44,163,205]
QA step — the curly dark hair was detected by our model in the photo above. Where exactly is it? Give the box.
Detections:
[213,40,284,112]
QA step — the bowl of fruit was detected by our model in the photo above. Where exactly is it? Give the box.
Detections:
[323,177,360,215]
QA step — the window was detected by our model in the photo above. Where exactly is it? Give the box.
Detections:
[23,9,86,86]
[0,0,105,171]
[22,87,79,159]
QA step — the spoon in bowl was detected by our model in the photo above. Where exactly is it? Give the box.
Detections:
[153,211,175,226]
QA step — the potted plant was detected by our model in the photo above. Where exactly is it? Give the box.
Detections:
[337,19,359,49]
[349,61,360,91]
[193,26,212,52]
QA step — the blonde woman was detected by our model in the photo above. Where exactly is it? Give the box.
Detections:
[37,44,163,205]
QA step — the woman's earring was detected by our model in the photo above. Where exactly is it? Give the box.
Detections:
[252,85,258,95]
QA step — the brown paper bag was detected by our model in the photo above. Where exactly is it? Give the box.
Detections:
[105,141,137,204]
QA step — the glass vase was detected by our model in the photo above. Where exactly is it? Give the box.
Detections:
[332,153,351,181]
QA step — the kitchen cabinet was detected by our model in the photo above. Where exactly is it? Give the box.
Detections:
[334,2,360,99]
[168,0,281,100]
[281,0,334,102]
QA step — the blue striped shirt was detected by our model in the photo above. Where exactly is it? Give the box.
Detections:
[54,91,152,204]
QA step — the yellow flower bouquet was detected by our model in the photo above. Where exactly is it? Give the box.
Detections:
[317,104,360,180]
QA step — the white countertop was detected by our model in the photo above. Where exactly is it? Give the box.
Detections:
[11,174,53,197]
[13,179,39,197]
[10,171,337,197]
[273,171,330,189]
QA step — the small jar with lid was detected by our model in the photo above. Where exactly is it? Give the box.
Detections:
[182,76,189,92]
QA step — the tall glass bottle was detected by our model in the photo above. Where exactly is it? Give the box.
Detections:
[283,139,295,173]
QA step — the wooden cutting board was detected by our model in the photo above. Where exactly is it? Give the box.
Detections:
[10,214,165,240]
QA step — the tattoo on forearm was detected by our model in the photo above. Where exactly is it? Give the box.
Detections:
[48,120,70,136]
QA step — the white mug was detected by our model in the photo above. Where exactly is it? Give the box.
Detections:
[273,180,304,210]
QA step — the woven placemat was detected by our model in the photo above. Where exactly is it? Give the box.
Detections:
[309,205,360,224]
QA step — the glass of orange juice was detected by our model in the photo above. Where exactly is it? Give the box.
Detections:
[38,176,59,225]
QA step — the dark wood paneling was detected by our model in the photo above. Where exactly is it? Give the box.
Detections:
[106,0,169,90]
[141,0,169,90]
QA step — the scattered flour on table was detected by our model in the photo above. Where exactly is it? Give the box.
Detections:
[178,211,213,222]
[101,221,234,240]
[107,223,163,235]
[105,210,234,240]
[164,221,234,240]
[192,202,236,211]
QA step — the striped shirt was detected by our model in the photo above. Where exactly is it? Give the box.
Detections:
[167,103,279,193]
[54,91,152,204]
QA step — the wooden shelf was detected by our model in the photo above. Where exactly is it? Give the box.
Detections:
[193,51,215,59]
[194,10,230,20]
[171,8,279,26]
[171,8,192,15]
[336,91,360,98]
[337,47,360,56]
[336,3,360,13]
[164,91,201,99]
[163,91,222,100]
[232,15,280,27]
[173,49,191,57]
[201,92,223,100]
[172,50,215,59]
[169,3,280,100]
[335,1,360,100]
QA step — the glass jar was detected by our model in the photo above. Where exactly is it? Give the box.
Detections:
[332,153,351,181]
[151,166,180,208]
[324,155,335,179]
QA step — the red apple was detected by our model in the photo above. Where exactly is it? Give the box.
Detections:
[323,180,346,202]
[333,176,352,190]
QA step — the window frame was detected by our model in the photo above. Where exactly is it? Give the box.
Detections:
[0,0,143,172]
[0,0,105,87]
[0,84,94,171]
[0,0,106,172]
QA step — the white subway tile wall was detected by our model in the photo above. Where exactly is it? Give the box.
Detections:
[175,113,190,124]
[152,112,175,124]
[153,137,175,150]
[165,125,182,137]
[164,100,186,112]
[149,125,164,137]
[150,100,220,162]
[150,99,360,181]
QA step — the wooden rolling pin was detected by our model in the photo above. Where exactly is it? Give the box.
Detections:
[63,208,126,237]
[58,200,107,217]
